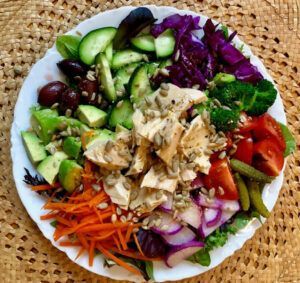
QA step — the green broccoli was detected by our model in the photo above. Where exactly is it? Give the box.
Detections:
[209,80,255,110]
[210,108,240,132]
[246,79,277,116]
[213,72,236,86]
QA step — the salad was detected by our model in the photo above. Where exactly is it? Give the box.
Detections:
[20,7,295,280]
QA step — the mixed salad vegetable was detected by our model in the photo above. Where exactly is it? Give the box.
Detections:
[21,8,295,280]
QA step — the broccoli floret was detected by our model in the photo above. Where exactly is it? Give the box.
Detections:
[209,80,255,110]
[246,79,277,116]
[213,72,236,86]
[210,108,240,132]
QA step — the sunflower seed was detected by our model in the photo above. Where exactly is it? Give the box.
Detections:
[204,149,213,155]
[91,92,96,101]
[159,68,169,77]
[187,162,196,169]
[234,100,242,106]
[120,215,127,223]
[116,100,123,108]
[201,187,208,195]
[133,217,139,223]
[159,174,167,181]
[67,127,72,136]
[106,178,116,186]
[218,151,227,159]
[103,154,113,162]
[159,89,169,97]
[87,70,96,81]
[208,187,216,198]
[160,225,169,231]
[133,227,139,233]
[168,171,178,179]
[126,212,133,221]
[144,96,152,106]
[65,109,72,117]
[189,152,197,161]
[172,158,179,172]
[105,140,114,152]
[130,190,138,201]
[51,102,59,109]
[92,184,101,192]
[155,218,162,227]
[160,83,169,90]
[174,194,183,200]
[111,214,117,223]
[97,202,108,209]
[218,186,225,195]
[229,147,237,155]
[60,131,68,137]
[174,49,180,62]
[213,98,222,107]
[239,114,247,123]
[155,95,163,108]
[116,207,122,215]
[154,132,162,147]
[97,95,102,104]
[123,182,131,190]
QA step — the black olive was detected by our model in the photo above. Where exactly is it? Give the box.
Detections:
[38,81,68,107]
[57,59,87,78]
[60,88,80,114]
[78,78,100,105]
[137,229,167,258]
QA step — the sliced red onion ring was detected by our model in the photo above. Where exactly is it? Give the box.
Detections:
[152,212,182,235]
[178,202,202,228]
[199,210,237,238]
[165,241,205,267]
[159,193,173,212]
[204,207,222,227]
[194,194,240,211]
[162,226,196,246]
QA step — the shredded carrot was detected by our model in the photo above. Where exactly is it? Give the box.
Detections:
[112,235,122,251]
[86,230,116,241]
[96,244,142,276]
[89,240,95,266]
[75,246,85,260]
[59,241,81,247]
[55,216,72,227]
[40,211,59,220]
[31,182,60,191]
[77,233,89,250]
[117,229,128,250]
[125,224,134,243]
[77,223,134,233]
[133,233,144,256]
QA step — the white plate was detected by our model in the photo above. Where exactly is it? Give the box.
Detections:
[11,5,286,282]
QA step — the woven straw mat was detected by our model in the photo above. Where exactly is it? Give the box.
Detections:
[0,0,299,282]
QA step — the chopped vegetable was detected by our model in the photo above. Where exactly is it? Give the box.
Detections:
[230,159,274,183]
[56,35,81,59]
[213,72,236,86]
[210,108,240,132]
[279,123,296,157]
[247,180,270,218]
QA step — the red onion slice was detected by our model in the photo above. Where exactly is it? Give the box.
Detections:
[152,212,182,235]
[162,226,196,246]
[194,194,240,211]
[178,202,202,228]
[204,207,222,227]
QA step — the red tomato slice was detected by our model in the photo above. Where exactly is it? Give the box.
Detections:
[252,113,286,151]
[253,138,284,176]
[203,158,239,200]
[233,133,254,165]
[235,112,258,134]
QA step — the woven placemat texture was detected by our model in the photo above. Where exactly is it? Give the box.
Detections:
[0,0,299,282]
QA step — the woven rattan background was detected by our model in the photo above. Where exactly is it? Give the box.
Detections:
[0,0,299,282]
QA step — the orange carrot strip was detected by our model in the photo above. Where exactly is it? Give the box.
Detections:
[87,230,116,241]
[75,246,85,260]
[117,229,127,250]
[133,233,144,256]
[59,241,81,247]
[125,224,134,243]
[55,216,72,227]
[31,182,60,191]
[96,244,142,276]
[40,212,59,220]
[112,235,121,250]
[77,233,89,249]
[77,223,132,233]
[89,240,95,266]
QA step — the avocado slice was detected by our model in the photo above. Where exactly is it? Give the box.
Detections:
[77,105,107,128]
[63,137,82,159]
[115,124,130,133]
[21,131,47,164]
[31,109,60,144]
[37,151,68,184]
[82,129,116,150]
[58,160,83,192]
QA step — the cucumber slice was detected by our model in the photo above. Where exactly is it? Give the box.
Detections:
[155,29,176,58]
[129,64,152,106]
[158,59,172,69]
[131,35,155,52]
[114,63,140,97]
[95,53,117,102]
[109,99,134,129]
[105,42,113,66]
[79,27,116,65]
[112,49,145,69]
[147,62,159,76]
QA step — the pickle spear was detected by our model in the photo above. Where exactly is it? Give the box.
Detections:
[234,173,250,211]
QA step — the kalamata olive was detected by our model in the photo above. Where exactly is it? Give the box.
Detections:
[78,78,99,105]
[60,88,80,114]
[38,81,68,107]
[137,229,167,258]
[57,59,87,78]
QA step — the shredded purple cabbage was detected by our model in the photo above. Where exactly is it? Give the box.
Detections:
[151,15,263,89]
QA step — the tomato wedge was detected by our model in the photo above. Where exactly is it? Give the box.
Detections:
[252,113,286,151]
[235,113,257,134]
[203,158,239,200]
[233,133,254,165]
[253,138,284,176]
